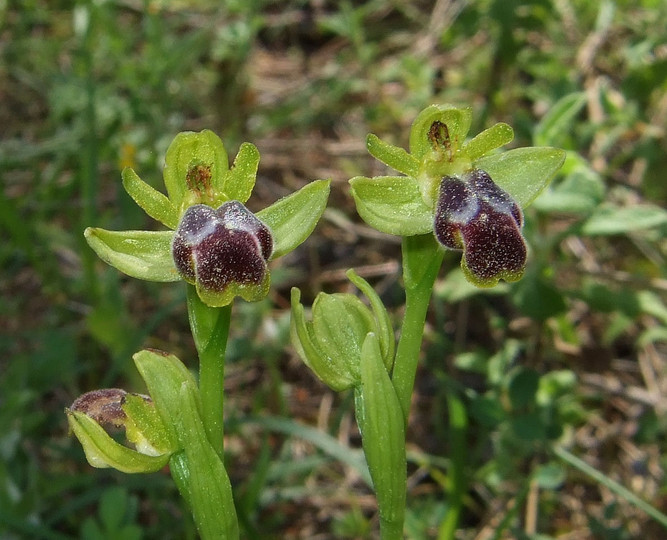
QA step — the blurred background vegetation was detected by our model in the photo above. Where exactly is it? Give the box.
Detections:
[1,0,666,538]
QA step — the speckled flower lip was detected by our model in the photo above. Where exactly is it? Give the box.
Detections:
[434,168,527,286]
[172,201,273,301]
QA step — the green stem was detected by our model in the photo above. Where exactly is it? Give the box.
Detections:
[392,235,443,424]
[186,285,232,458]
[437,392,468,540]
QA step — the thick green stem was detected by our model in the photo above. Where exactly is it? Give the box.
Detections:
[186,285,232,458]
[391,235,443,424]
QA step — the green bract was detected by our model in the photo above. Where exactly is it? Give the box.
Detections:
[290,270,395,391]
[86,130,330,307]
[350,104,566,287]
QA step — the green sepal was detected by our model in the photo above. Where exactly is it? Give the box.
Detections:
[84,228,179,282]
[356,332,406,531]
[163,130,229,211]
[463,122,514,161]
[349,175,432,236]
[218,142,259,205]
[66,409,171,473]
[122,167,179,229]
[366,133,420,177]
[195,271,270,308]
[346,269,395,371]
[311,293,375,383]
[172,380,239,539]
[256,179,330,259]
[132,349,199,447]
[290,288,358,391]
[475,146,567,207]
[409,104,472,160]
[122,393,176,456]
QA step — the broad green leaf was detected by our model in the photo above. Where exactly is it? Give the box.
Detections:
[172,380,239,539]
[349,175,432,236]
[409,104,472,160]
[256,179,330,259]
[581,204,667,235]
[476,147,566,207]
[122,168,179,229]
[534,92,587,147]
[84,228,179,282]
[219,142,259,205]
[464,122,514,161]
[163,130,229,209]
[366,133,419,177]
[357,333,406,531]
[66,410,171,473]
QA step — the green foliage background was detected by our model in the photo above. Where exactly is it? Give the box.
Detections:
[1,1,666,538]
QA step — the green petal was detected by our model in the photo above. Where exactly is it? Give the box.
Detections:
[366,134,420,177]
[84,228,179,282]
[475,147,566,207]
[122,168,179,229]
[66,410,171,473]
[463,122,514,161]
[219,142,259,205]
[349,175,432,236]
[256,179,330,259]
[163,130,228,210]
[409,104,472,160]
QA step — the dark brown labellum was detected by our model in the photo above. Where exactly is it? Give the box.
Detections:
[434,169,526,284]
[172,201,274,293]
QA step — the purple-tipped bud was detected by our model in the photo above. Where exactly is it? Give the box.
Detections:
[434,169,526,286]
[172,201,274,305]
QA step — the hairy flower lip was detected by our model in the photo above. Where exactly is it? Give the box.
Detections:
[172,201,274,295]
[434,169,527,285]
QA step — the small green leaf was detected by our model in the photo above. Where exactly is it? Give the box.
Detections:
[464,122,514,161]
[256,179,330,259]
[409,104,472,160]
[581,204,667,235]
[349,176,432,236]
[219,142,259,205]
[534,92,587,147]
[84,228,179,282]
[133,349,199,446]
[366,133,419,177]
[357,332,406,531]
[163,130,229,210]
[172,380,239,539]
[66,410,171,473]
[122,168,179,229]
[475,146,566,207]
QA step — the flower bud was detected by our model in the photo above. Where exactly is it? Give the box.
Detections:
[434,168,527,287]
[67,388,175,473]
[172,201,273,306]
[291,271,394,391]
